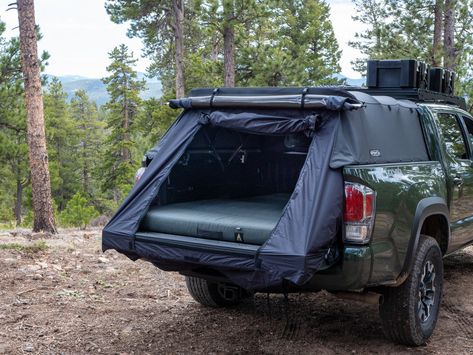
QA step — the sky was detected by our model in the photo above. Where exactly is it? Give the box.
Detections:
[0,0,364,79]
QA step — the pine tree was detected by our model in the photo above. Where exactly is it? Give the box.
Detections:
[105,0,186,98]
[239,0,341,86]
[349,0,398,73]
[443,0,457,70]
[197,0,260,87]
[17,0,56,233]
[0,17,50,226]
[59,192,98,230]
[0,22,28,225]
[70,90,105,200]
[0,96,28,225]
[136,97,178,148]
[433,0,443,66]
[101,45,145,202]
[44,77,80,210]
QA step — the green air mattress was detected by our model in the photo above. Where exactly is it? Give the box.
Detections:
[140,194,290,245]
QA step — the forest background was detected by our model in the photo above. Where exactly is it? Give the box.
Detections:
[0,0,472,229]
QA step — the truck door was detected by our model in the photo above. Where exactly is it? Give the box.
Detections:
[436,111,473,250]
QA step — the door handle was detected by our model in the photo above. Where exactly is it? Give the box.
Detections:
[453,176,464,187]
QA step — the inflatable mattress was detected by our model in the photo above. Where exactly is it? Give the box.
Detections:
[140,193,290,245]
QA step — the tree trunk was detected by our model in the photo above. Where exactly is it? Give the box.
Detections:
[57,144,66,210]
[223,1,236,88]
[14,177,23,226]
[82,140,89,194]
[432,0,443,66]
[17,0,56,233]
[443,0,456,70]
[172,0,185,98]
[122,99,131,163]
[223,24,235,87]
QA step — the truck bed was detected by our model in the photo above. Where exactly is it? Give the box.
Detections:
[139,193,290,245]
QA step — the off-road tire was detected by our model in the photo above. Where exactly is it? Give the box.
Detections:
[379,235,443,346]
[185,276,250,307]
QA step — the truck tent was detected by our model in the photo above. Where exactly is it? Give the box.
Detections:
[102,88,428,290]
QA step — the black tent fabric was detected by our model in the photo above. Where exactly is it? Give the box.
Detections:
[199,111,319,136]
[330,91,428,167]
[255,113,342,286]
[102,102,345,290]
[102,110,202,252]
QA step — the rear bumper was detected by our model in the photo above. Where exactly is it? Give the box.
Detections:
[131,232,372,292]
[305,246,372,291]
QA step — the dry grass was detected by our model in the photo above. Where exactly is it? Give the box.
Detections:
[0,240,48,253]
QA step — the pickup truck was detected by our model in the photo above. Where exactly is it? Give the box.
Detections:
[103,62,473,346]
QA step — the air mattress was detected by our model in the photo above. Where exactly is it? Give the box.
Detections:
[140,194,290,245]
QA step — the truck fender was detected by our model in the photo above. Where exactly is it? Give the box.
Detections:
[395,197,449,286]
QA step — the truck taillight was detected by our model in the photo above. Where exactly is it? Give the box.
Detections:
[344,182,376,244]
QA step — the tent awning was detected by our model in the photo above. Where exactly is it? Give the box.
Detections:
[169,94,363,111]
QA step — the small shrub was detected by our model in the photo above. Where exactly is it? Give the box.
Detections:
[60,192,99,229]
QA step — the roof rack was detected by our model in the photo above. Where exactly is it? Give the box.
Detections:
[183,60,467,110]
[360,59,467,110]
[349,87,467,110]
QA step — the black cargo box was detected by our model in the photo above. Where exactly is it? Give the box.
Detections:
[367,60,429,89]
[430,68,455,95]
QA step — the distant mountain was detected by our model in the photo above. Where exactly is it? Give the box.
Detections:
[334,74,366,87]
[45,73,162,106]
[45,72,363,105]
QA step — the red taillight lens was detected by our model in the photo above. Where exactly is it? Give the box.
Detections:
[344,184,364,222]
[344,182,376,244]
[364,192,374,217]
[344,183,375,222]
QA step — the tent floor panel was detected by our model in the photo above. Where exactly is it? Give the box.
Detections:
[139,193,290,245]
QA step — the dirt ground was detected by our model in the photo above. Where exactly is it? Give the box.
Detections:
[1,229,473,354]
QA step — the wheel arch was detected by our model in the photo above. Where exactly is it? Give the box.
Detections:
[420,214,449,255]
[396,197,449,285]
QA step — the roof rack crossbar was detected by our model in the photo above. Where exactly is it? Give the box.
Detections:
[349,88,467,110]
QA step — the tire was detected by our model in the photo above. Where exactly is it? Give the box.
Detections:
[185,276,251,307]
[379,235,443,346]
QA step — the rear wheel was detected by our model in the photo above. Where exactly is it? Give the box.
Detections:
[185,276,251,307]
[379,235,443,346]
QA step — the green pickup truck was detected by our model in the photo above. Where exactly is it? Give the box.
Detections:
[103,60,473,346]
